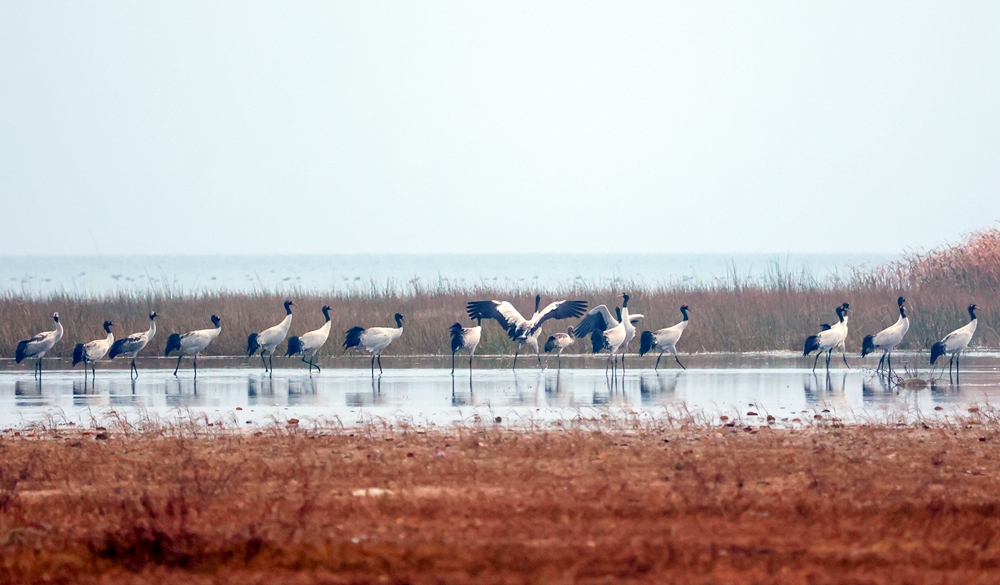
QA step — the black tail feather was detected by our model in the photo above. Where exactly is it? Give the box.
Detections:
[15,340,29,364]
[72,343,85,367]
[861,334,876,358]
[286,336,303,357]
[803,335,821,356]
[343,327,365,350]
[544,335,557,353]
[164,333,182,356]
[108,338,127,360]
[590,330,605,354]
[930,341,947,365]
[639,331,655,356]
[246,333,260,356]
[449,323,464,352]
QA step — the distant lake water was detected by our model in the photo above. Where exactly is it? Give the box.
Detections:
[0,254,893,297]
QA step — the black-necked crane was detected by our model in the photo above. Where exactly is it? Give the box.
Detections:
[832,302,851,366]
[803,304,850,372]
[72,321,114,377]
[343,313,404,375]
[639,304,690,370]
[573,293,634,373]
[544,326,575,369]
[15,312,64,379]
[108,311,157,378]
[285,305,331,375]
[450,318,482,374]
[930,304,978,379]
[617,295,644,369]
[247,299,294,374]
[164,315,222,378]
[861,297,909,375]
[466,295,587,370]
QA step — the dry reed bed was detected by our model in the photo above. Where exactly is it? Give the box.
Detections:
[1,228,997,359]
[1,414,1000,584]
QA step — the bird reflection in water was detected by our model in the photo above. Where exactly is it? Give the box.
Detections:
[451,374,473,407]
[639,371,680,405]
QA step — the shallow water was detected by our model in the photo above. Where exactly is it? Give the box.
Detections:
[1,353,998,428]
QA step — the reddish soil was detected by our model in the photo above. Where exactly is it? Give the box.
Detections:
[1,421,1000,584]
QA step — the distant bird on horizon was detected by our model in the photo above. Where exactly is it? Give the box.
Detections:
[72,321,115,377]
[544,326,576,370]
[344,313,405,376]
[803,304,850,372]
[930,304,978,379]
[450,318,482,374]
[861,297,909,376]
[639,304,690,370]
[164,315,222,378]
[467,295,587,370]
[15,312,64,379]
[285,305,332,375]
[108,311,157,379]
[247,299,294,375]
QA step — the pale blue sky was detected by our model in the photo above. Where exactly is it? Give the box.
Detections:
[1,2,998,255]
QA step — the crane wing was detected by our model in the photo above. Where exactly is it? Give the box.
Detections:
[528,300,588,334]
[466,300,525,338]
[573,305,617,338]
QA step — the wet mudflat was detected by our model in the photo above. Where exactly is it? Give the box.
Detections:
[1,353,999,428]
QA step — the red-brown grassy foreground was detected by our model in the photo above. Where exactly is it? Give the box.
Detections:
[2,228,999,361]
[2,415,1000,584]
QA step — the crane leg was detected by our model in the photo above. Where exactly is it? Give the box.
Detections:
[131,359,138,379]
[948,355,954,379]
[370,355,375,376]
[674,351,686,370]
[377,354,383,374]
[469,353,473,373]
[174,356,182,376]
[621,353,626,372]
[193,357,198,379]
[812,353,820,372]
[92,363,97,378]
[956,353,961,381]
[841,350,850,369]
[825,351,831,371]
[877,353,885,373]
[655,352,662,370]
[269,354,275,375]
[536,350,542,368]
[886,352,892,376]
[260,352,268,372]
[451,352,456,374]
[312,358,320,373]
[513,349,519,371]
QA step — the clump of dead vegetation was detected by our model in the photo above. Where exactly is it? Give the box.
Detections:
[0,412,999,584]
